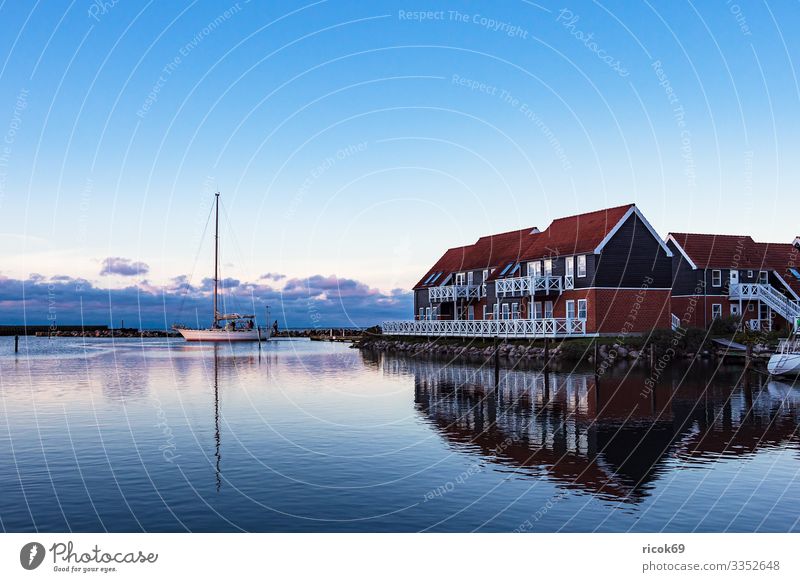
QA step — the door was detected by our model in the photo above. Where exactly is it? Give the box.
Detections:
[565,257,575,289]
[730,269,739,288]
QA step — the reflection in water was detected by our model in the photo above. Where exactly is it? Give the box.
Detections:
[380,355,800,503]
[213,346,222,493]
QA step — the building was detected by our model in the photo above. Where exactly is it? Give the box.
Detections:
[667,233,800,331]
[384,204,674,338]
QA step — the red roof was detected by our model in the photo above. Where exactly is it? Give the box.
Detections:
[412,227,535,289]
[521,204,633,261]
[669,233,800,298]
[413,203,639,288]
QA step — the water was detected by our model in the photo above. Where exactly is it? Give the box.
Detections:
[0,336,798,532]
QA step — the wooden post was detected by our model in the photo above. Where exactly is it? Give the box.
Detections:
[649,343,655,368]
[494,337,500,387]
[14,335,19,353]
[544,337,550,369]
[594,341,599,373]
[745,342,752,369]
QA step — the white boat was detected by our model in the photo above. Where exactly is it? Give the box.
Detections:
[767,335,800,376]
[176,192,271,343]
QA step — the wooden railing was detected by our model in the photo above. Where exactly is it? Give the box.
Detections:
[495,275,563,297]
[428,284,483,302]
[381,318,587,338]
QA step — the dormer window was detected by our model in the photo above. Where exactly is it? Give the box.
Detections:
[711,270,722,287]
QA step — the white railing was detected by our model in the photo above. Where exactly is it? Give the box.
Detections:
[730,283,800,324]
[564,275,574,290]
[428,284,483,302]
[671,313,681,331]
[495,275,563,297]
[381,318,587,338]
[776,338,800,354]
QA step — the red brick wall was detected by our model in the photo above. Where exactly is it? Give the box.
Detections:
[593,288,671,334]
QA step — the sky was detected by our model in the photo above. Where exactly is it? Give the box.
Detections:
[1,1,799,328]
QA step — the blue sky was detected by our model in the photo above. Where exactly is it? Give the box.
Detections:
[1,1,798,327]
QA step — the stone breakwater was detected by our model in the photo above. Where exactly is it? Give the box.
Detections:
[355,336,775,365]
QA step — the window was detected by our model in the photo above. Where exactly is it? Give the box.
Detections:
[711,304,722,319]
[544,258,553,276]
[511,303,519,319]
[790,268,800,280]
[423,272,436,285]
[467,271,474,285]
[747,270,754,278]
[499,262,514,276]
[748,304,754,312]
[565,256,574,276]
[482,269,489,283]
[565,300,575,319]
[425,307,431,320]
[759,271,768,284]
[430,272,441,284]
[530,261,542,277]
[418,308,424,320]
[712,270,722,287]
[545,300,554,319]
[501,303,510,320]
[482,305,487,320]
[455,272,465,285]
[731,304,740,316]
[578,299,587,319]
[511,263,521,275]
[577,255,587,277]
[431,306,438,319]
[468,305,475,320]
[534,302,543,319]
[493,304,499,320]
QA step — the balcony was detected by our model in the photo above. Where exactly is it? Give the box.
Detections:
[428,284,483,302]
[381,318,587,338]
[495,275,563,297]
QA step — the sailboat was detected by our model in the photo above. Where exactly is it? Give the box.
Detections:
[767,329,800,376]
[177,192,270,342]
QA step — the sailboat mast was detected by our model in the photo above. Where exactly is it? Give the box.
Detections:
[213,192,220,328]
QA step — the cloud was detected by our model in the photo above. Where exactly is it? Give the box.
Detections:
[0,273,412,329]
[260,272,285,281]
[100,257,150,277]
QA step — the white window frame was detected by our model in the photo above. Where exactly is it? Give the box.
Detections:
[544,258,553,277]
[577,255,587,278]
[482,269,488,283]
[530,261,542,277]
[493,304,499,320]
[468,305,475,320]
[730,304,740,316]
[482,305,487,320]
[511,303,519,319]
[455,272,465,285]
[565,300,575,319]
[425,307,431,320]
[419,308,424,320]
[431,306,438,320]
[759,270,768,284]
[544,300,554,319]
[533,301,543,320]
[501,303,510,320]
[711,303,722,319]
[747,270,754,278]
[467,271,474,286]
[712,270,722,287]
[577,299,587,320]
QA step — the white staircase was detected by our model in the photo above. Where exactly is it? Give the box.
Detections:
[730,283,800,329]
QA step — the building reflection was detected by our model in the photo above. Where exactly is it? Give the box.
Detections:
[382,355,800,503]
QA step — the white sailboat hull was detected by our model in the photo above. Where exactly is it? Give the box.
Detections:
[177,328,269,342]
[767,353,800,376]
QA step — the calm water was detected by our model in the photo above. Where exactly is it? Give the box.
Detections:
[0,336,798,532]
